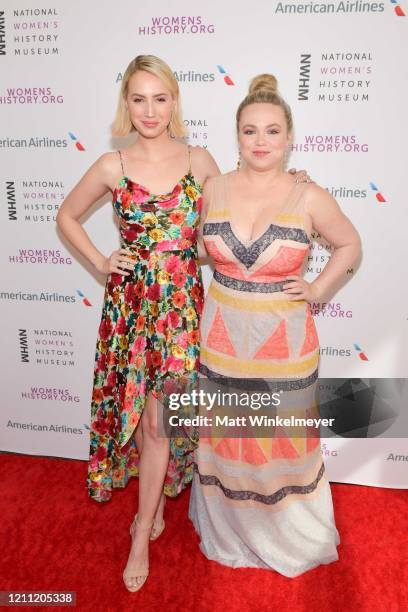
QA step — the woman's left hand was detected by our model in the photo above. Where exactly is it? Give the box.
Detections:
[283,275,320,302]
[288,168,313,184]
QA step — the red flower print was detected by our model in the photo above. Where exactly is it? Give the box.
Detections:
[132,186,150,204]
[92,388,104,403]
[173,272,187,288]
[94,416,109,434]
[123,227,143,243]
[173,291,187,308]
[96,446,107,461]
[157,196,179,210]
[135,280,145,297]
[107,371,117,386]
[121,191,132,209]
[196,196,203,214]
[169,210,185,225]
[115,316,127,335]
[166,355,184,372]
[178,239,192,250]
[125,379,137,396]
[181,226,193,239]
[146,283,160,301]
[188,329,200,344]
[89,455,99,470]
[124,283,134,303]
[131,297,142,314]
[96,354,107,372]
[151,351,163,367]
[157,240,177,252]
[99,318,112,341]
[187,259,197,275]
[177,330,188,349]
[124,395,134,411]
[195,298,203,315]
[132,336,147,355]
[164,254,181,274]
[107,351,117,366]
[191,285,201,300]
[167,311,180,328]
[102,385,112,398]
[156,318,167,334]
[138,249,150,260]
[118,385,126,404]
[110,272,123,287]
[136,315,146,331]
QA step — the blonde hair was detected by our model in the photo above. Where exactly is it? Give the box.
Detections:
[236,73,293,132]
[112,55,186,138]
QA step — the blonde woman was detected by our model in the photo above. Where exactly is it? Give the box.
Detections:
[190,74,361,576]
[57,55,219,591]
[57,57,308,591]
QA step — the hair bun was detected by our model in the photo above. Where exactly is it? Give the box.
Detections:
[248,74,278,96]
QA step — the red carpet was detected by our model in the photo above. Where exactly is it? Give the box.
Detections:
[1,453,406,612]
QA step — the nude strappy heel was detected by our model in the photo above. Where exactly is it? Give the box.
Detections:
[130,512,165,542]
[123,514,153,593]
[150,517,165,541]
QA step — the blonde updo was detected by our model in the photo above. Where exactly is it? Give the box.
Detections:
[112,54,186,138]
[236,73,293,132]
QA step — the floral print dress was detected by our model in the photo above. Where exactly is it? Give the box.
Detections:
[87,147,204,502]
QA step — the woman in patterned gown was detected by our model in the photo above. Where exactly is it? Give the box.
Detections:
[56,55,219,591]
[189,74,361,576]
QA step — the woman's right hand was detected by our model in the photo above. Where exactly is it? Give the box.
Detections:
[94,248,136,276]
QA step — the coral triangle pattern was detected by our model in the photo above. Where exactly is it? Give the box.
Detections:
[299,308,319,356]
[254,320,289,360]
[206,307,236,356]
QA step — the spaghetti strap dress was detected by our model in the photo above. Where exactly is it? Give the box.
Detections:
[189,172,340,577]
[87,146,204,502]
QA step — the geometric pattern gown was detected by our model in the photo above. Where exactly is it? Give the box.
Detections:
[87,146,203,502]
[189,172,340,576]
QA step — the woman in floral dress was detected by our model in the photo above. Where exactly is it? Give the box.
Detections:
[57,55,219,592]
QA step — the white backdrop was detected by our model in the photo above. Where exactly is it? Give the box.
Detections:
[1,0,407,488]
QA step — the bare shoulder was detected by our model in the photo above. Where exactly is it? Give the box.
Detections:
[303,182,337,203]
[302,181,342,216]
[89,151,122,186]
[95,151,121,173]
[191,145,219,169]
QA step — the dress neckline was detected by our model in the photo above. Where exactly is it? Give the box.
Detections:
[225,172,301,246]
[115,173,202,200]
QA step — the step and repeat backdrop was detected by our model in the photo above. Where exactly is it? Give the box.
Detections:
[0,0,407,488]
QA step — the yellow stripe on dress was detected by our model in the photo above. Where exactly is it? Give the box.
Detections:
[208,284,307,312]
[200,346,319,376]
[205,208,229,220]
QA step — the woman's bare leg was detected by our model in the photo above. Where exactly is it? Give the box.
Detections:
[123,392,170,588]
[134,409,166,528]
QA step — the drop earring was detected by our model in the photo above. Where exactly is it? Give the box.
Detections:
[236,150,241,171]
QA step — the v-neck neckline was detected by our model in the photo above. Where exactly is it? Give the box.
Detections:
[225,172,298,247]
